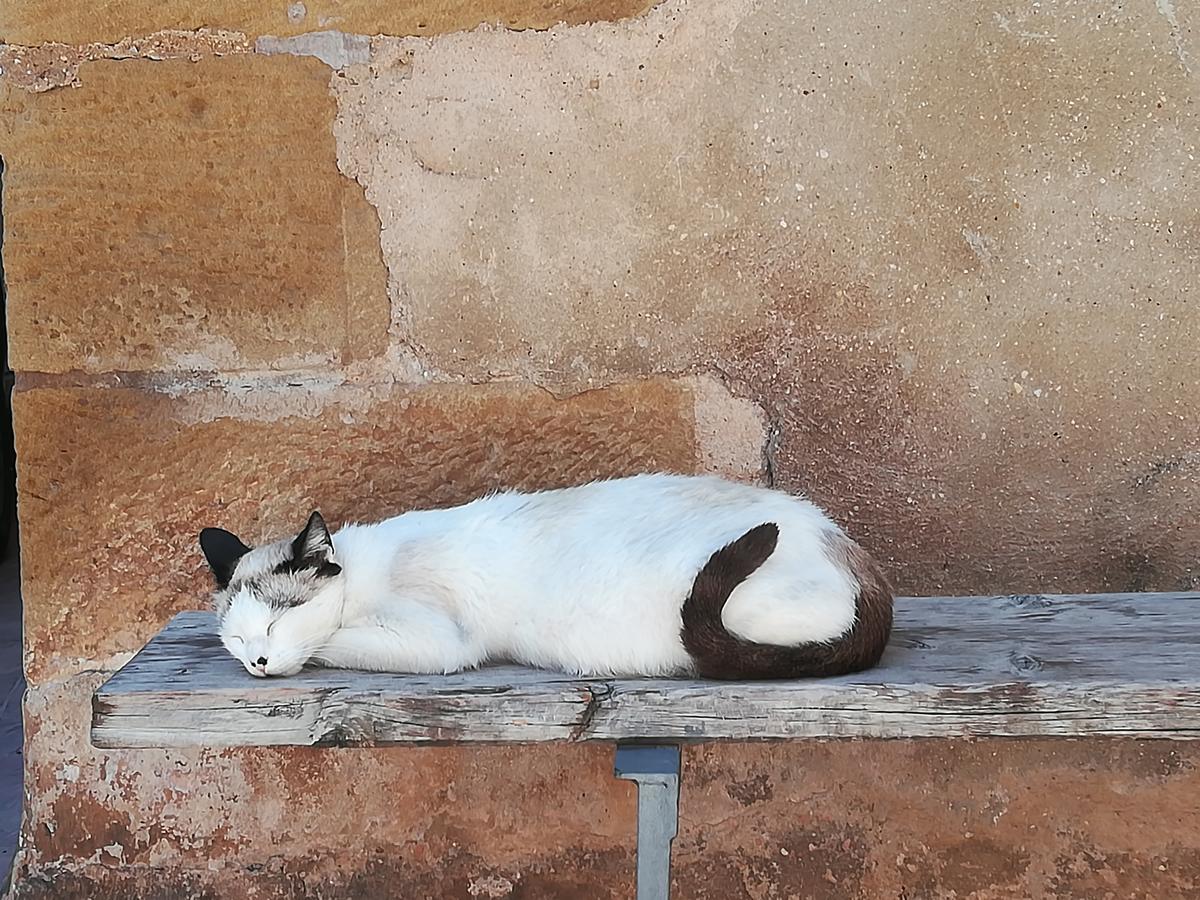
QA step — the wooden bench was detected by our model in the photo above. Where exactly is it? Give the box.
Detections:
[92,592,1200,899]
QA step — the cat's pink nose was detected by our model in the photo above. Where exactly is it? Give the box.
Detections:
[254,656,268,671]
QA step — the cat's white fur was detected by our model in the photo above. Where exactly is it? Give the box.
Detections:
[214,474,860,678]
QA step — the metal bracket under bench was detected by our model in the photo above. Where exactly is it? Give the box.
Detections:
[91,592,1200,899]
[615,745,681,900]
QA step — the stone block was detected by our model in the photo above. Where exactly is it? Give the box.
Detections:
[1,55,388,374]
[13,377,696,684]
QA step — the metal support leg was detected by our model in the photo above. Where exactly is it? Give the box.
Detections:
[614,744,681,900]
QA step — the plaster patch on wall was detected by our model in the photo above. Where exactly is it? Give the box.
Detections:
[323,0,1200,596]
[330,0,760,391]
[961,228,996,264]
[688,374,767,483]
[0,29,249,91]
[329,0,1200,418]
[257,30,370,68]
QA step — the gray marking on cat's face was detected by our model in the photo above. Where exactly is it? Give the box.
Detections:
[204,510,342,614]
[211,539,328,615]
[200,511,345,677]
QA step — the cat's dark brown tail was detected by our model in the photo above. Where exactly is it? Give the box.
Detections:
[679,524,893,680]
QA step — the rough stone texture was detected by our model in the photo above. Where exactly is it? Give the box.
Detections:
[1,55,389,373]
[333,0,1200,593]
[0,0,659,45]
[6,0,1200,896]
[18,675,1200,898]
[12,378,698,685]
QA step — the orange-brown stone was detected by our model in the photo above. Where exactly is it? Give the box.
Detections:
[1,55,388,374]
[13,378,695,684]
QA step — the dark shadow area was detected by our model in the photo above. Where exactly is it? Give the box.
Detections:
[0,155,25,887]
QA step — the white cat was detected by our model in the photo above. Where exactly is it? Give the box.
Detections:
[199,473,892,680]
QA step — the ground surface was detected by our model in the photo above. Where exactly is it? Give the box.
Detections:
[0,543,23,885]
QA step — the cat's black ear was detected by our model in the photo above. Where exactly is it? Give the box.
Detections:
[291,511,341,577]
[199,527,251,589]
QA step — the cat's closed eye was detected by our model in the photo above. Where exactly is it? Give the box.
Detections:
[229,635,244,645]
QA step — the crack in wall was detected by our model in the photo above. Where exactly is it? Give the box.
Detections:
[1154,0,1193,74]
[0,29,250,92]
[761,418,783,489]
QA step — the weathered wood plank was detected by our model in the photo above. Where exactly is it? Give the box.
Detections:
[91,593,1200,747]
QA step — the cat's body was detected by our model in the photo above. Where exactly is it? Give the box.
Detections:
[200,473,893,680]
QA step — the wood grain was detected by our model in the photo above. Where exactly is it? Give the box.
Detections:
[91,593,1200,747]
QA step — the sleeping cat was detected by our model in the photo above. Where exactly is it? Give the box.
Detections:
[199,473,893,680]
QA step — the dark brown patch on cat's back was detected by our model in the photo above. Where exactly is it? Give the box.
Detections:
[680,525,893,680]
[821,530,894,672]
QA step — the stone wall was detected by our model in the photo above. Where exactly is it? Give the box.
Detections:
[2,1,1198,896]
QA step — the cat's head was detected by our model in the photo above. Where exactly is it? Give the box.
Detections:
[199,511,345,678]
